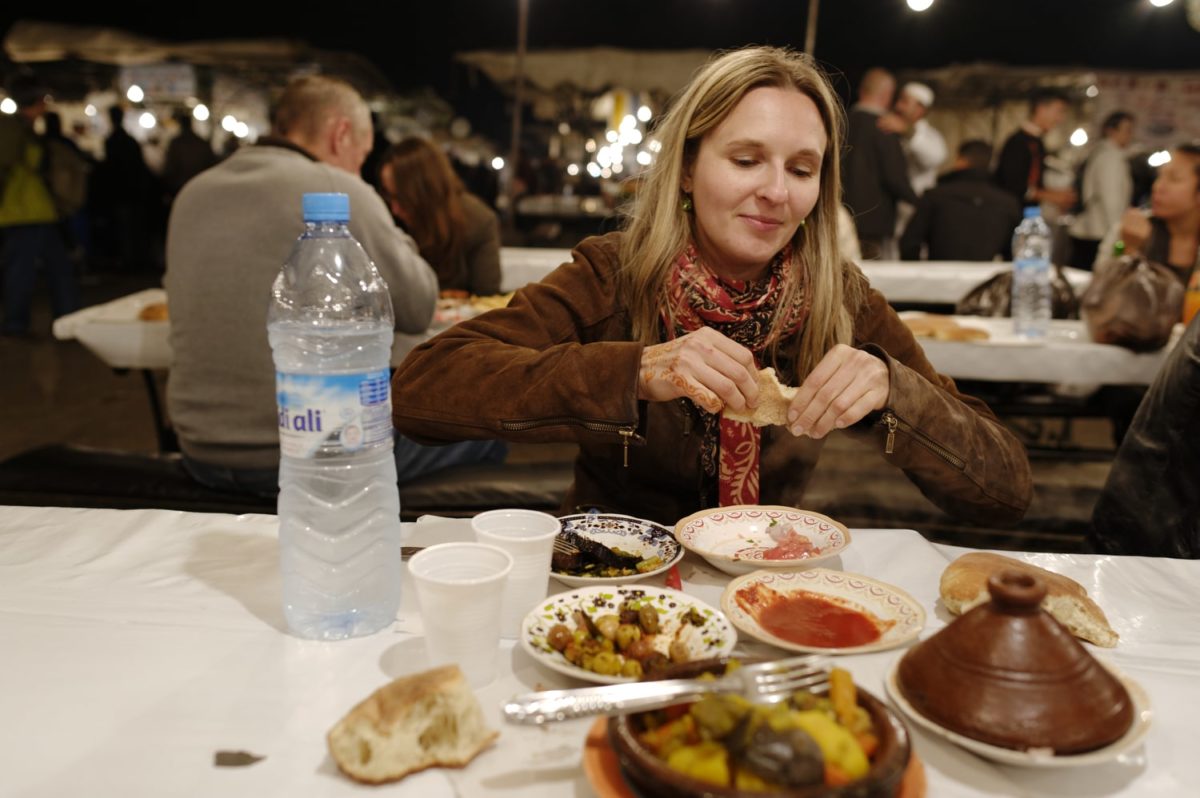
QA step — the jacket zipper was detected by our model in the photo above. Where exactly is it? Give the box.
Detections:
[501,417,639,467]
[881,411,965,469]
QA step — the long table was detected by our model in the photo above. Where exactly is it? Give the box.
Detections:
[500,248,1094,306]
[1,505,1195,796]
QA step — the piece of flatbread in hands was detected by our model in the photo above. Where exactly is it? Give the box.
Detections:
[722,367,798,427]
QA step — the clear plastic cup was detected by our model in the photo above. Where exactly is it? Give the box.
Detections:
[471,509,561,639]
[407,542,513,687]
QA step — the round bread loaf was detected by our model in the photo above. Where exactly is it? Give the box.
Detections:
[327,664,498,784]
[940,552,1118,647]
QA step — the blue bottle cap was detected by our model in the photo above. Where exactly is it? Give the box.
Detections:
[1022,206,1041,219]
[302,193,350,222]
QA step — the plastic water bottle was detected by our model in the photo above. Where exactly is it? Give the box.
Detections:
[268,193,401,640]
[1011,206,1053,339]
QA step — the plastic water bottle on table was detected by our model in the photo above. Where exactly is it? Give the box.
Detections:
[268,192,401,640]
[1011,206,1053,339]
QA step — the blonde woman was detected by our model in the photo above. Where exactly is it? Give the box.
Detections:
[391,46,1031,525]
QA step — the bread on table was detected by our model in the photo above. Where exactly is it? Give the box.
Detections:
[940,552,1118,647]
[327,664,498,784]
[138,302,168,321]
[903,313,990,342]
[723,367,798,427]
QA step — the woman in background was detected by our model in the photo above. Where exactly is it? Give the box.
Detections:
[1098,142,1200,279]
[378,137,502,296]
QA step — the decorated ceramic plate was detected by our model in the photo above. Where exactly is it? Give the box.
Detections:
[552,514,684,587]
[720,568,926,655]
[885,659,1152,768]
[520,585,737,685]
[674,505,851,576]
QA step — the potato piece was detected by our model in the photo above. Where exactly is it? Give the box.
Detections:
[787,710,869,781]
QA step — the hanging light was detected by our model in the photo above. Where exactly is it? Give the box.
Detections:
[234,121,250,139]
[1069,128,1089,147]
[907,0,935,11]
[566,163,580,176]
[1148,150,1172,167]
[585,138,596,153]
[1149,0,1174,8]
[1085,85,1099,98]
[84,104,97,117]
[221,115,237,132]
[0,97,16,115]
[491,156,505,170]
[192,104,210,122]
[636,151,652,166]
[586,162,602,178]
[138,111,156,129]
[637,105,652,122]
[126,85,144,103]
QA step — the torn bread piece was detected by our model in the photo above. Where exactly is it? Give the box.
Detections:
[723,367,798,427]
[327,664,498,784]
[940,552,1119,648]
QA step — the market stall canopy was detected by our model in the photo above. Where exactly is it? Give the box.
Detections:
[456,47,712,96]
[3,20,393,95]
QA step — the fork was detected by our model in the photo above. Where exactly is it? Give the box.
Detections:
[502,655,830,725]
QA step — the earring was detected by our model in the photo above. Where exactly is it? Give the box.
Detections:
[681,194,693,213]
[798,218,807,227]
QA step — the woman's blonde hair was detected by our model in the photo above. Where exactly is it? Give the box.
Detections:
[381,137,467,282]
[620,46,862,379]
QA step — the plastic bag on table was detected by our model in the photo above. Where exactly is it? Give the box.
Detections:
[955,265,1081,319]
[1081,255,1184,352]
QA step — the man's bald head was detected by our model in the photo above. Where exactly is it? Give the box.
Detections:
[272,75,372,174]
[858,68,896,111]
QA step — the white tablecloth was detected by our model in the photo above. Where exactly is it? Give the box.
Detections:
[910,316,1175,386]
[499,249,1094,306]
[1,505,1195,797]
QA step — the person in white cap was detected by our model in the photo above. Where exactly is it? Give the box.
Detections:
[880,82,947,241]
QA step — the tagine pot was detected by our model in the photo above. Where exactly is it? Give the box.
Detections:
[896,570,1133,754]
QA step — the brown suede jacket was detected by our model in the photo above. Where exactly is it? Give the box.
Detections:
[392,232,1033,526]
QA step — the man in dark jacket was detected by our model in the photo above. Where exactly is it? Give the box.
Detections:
[1090,312,1200,558]
[900,140,1023,261]
[993,87,1076,211]
[842,68,917,260]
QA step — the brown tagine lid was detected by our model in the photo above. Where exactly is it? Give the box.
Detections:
[897,570,1133,754]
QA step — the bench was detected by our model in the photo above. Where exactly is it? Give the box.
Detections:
[0,444,575,521]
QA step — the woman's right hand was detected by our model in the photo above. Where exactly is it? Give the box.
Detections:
[1119,208,1153,253]
[636,327,759,414]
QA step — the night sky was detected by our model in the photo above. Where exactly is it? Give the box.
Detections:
[3,0,1199,96]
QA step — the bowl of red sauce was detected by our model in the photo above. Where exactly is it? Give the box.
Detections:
[720,569,926,655]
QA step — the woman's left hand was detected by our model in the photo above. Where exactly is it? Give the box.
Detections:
[787,345,890,439]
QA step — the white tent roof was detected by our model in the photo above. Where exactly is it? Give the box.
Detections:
[456,47,713,95]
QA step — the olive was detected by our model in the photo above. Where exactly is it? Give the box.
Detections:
[615,623,642,651]
[546,624,572,651]
[638,605,660,634]
[595,614,620,641]
[591,651,622,676]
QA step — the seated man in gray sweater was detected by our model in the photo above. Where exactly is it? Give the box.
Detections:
[165,75,503,496]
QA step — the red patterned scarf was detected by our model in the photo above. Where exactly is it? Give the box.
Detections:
[662,244,810,506]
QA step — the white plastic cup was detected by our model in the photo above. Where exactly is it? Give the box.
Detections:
[471,509,561,639]
[407,542,513,687]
